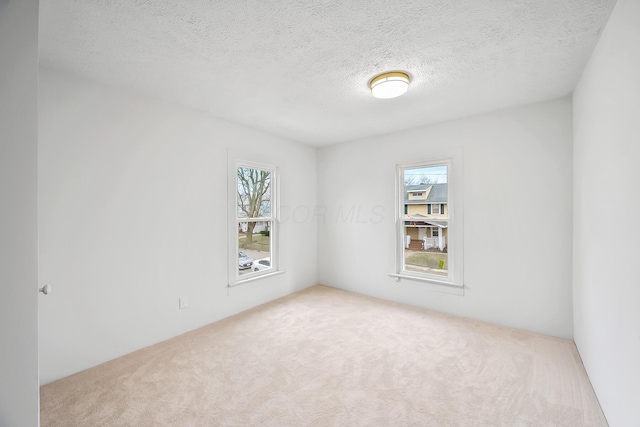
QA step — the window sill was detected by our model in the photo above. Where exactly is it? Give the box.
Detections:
[388,273,464,296]
[229,270,285,287]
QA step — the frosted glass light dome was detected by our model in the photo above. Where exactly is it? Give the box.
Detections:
[370,72,410,99]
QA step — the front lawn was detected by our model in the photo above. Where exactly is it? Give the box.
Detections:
[405,251,448,270]
[239,234,270,252]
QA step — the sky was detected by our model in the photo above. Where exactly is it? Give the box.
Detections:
[404,165,447,184]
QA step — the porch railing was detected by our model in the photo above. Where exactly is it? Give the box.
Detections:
[422,237,446,250]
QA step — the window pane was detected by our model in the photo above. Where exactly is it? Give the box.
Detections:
[237,167,271,219]
[238,220,272,276]
[403,165,448,277]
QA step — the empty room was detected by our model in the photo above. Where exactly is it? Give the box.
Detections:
[1,0,639,426]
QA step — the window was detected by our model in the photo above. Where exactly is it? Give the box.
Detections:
[395,158,463,289]
[412,192,422,197]
[235,163,278,281]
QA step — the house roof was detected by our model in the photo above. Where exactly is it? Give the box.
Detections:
[405,183,447,204]
[425,183,447,203]
[406,184,431,192]
[405,215,449,228]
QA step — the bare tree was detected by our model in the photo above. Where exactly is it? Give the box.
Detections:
[419,175,434,185]
[404,175,419,186]
[404,174,434,186]
[237,167,271,246]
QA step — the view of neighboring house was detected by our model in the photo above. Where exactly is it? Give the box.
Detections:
[404,183,448,251]
[238,221,269,234]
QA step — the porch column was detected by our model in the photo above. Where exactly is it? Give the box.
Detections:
[438,228,444,250]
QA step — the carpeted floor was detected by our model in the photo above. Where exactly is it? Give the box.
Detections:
[40,285,607,426]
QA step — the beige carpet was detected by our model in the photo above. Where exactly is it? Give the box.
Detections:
[40,285,607,426]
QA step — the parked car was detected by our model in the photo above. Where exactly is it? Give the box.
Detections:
[253,257,271,272]
[238,252,254,270]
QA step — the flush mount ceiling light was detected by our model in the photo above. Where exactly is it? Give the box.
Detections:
[370,71,410,99]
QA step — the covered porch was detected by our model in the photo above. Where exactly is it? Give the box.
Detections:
[404,216,448,251]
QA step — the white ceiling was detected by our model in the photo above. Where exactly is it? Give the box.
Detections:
[39,0,616,146]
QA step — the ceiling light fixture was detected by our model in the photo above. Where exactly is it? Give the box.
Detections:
[370,71,410,99]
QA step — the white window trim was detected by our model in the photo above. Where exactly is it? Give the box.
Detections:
[394,158,464,290]
[387,273,465,296]
[228,159,281,287]
[230,270,285,287]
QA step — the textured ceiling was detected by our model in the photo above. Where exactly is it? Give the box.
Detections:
[39,0,616,146]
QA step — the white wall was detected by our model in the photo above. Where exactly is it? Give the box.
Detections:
[573,0,640,425]
[318,98,574,339]
[38,69,317,384]
[0,0,40,425]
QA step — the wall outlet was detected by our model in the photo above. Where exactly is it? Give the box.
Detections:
[179,297,188,309]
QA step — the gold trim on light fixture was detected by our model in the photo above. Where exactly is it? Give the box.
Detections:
[370,71,410,99]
